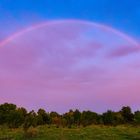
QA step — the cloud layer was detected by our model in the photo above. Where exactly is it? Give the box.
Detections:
[0,20,140,113]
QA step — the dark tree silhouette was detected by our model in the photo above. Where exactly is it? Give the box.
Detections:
[120,106,134,123]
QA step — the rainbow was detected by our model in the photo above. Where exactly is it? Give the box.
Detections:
[0,19,139,47]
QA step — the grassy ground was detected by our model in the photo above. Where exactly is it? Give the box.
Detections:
[1,125,140,140]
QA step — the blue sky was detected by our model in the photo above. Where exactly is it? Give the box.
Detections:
[0,0,140,41]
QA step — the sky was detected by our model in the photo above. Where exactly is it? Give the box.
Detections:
[0,0,140,113]
[0,0,140,40]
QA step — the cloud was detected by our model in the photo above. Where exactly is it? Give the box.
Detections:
[107,45,140,58]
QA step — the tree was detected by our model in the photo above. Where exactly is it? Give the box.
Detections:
[7,109,25,128]
[63,110,74,128]
[114,112,124,125]
[81,111,98,126]
[37,109,51,125]
[0,103,17,125]
[73,109,81,126]
[50,111,61,127]
[0,102,137,128]
[102,110,118,125]
[18,107,27,117]
[120,106,134,123]
[23,110,37,132]
[134,111,140,124]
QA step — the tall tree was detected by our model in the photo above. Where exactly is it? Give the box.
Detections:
[37,109,51,125]
[73,109,81,126]
[120,106,134,123]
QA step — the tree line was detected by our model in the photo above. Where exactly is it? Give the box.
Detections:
[0,103,140,130]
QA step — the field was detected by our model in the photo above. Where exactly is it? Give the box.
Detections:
[1,125,140,140]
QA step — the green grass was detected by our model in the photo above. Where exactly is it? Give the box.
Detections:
[1,125,140,140]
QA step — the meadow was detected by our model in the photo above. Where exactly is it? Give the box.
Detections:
[1,125,140,140]
[1,103,140,140]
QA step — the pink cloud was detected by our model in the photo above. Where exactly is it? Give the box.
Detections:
[107,45,140,58]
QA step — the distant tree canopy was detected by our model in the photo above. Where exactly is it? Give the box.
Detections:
[0,103,139,129]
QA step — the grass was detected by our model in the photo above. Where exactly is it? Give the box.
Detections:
[1,125,140,140]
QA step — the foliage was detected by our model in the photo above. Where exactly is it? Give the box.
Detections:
[134,111,140,124]
[120,106,134,123]
[0,103,139,129]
